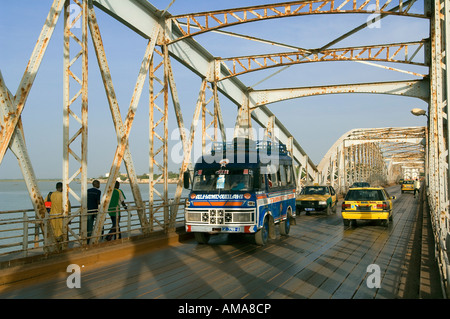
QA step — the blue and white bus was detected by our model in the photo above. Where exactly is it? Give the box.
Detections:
[183,138,296,245]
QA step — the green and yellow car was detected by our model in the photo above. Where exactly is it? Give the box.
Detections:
[341,187,396,227]
[296,185,337,215]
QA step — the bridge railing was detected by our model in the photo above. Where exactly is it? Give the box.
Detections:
[0,198,187,262]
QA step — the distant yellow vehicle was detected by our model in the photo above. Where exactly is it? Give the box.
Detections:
[341,187,396,227]
[401,180,414,193]
[296,185,337,215]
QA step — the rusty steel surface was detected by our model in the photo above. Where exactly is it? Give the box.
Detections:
[168,0,428,44]
[1,0,448,297]
[0,185,441,299]
[218,41,428,81]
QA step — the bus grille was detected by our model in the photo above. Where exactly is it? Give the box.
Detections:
[185,209,255,224]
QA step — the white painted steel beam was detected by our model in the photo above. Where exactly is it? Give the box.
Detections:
[250,80,430,108]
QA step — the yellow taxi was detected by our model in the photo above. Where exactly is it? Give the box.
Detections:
[341,187,396,227]
[296,185,338,215]
[401,180,414,193]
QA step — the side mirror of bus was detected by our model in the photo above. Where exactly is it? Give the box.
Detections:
[183,171,190,189]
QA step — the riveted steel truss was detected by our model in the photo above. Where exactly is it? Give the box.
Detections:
[1,0,449,294]
[217,41,428,81]
[317,127,426,192]
[63,0,89,247]
[168,0,428,44]
[427,0,450,296]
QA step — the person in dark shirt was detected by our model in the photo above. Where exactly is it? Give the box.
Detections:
[87,180,101,243]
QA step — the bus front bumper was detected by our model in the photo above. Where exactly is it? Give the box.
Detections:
[186,224,257,233]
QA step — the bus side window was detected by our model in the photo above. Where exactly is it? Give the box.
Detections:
[279,164,287,187]
[268,172,277,189]
[260,174,266,190]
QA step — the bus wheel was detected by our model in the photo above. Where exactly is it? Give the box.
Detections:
[279,217,290,236]
[255,217,269,246]
[194,232,210,244]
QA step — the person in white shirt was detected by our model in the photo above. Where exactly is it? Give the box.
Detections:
[414,178,421,198]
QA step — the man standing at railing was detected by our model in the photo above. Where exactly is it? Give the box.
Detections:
[49,182,71,250]
[106,181,127,241]
[87,179,101,243]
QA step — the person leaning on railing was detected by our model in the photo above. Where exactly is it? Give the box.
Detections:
[49,182,71,250]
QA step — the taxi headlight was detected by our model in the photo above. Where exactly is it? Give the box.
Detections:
[319,201,327,205]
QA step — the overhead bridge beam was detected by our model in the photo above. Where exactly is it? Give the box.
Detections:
[217,41,428,81]
[249,79,430,108]
[168,0,428,43]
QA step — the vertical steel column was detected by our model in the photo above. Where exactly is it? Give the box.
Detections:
[148,46,169,232]
[233,96,253,140]
[213,82,227,142]
[163,45,169,232]
[429,0,450,296]
[430,0,448,234]
[336,145,344,193]
[63,0,89,247]
[200,82,216,155]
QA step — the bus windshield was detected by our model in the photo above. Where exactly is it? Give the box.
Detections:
[192,168,253,192]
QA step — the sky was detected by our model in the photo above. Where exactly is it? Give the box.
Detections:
[0,0,429,180]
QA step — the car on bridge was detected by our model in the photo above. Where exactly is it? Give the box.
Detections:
[296,185,337,215]
[341,187,396,227]
[401,180,414,193]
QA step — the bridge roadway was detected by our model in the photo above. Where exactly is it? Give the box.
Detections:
[0,185,443,299]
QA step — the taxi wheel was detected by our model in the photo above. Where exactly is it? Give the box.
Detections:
[326,205,332,215]
[343,219,350,226]
[332,203,337,214]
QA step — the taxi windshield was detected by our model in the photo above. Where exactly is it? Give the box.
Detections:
[345,189,384,201]
[301,186,328,195]
[192,168,253,192]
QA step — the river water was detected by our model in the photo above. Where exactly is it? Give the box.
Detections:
[0,180,189,212]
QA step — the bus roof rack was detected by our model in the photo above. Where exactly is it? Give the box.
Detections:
[211,138,288,156]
